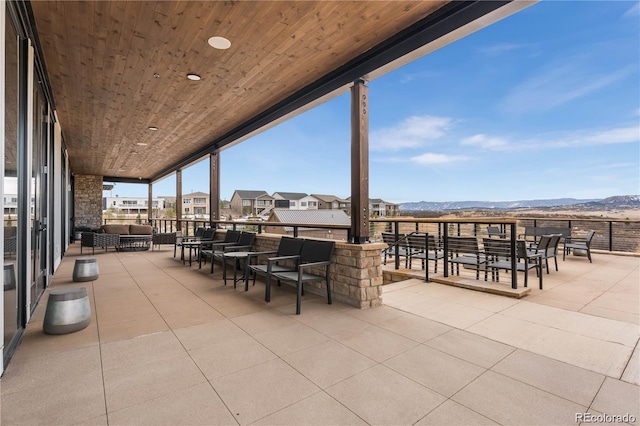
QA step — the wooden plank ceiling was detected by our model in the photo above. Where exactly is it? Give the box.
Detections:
[31,1,453,181]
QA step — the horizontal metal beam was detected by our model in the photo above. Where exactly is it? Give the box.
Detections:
[102,176,151,185]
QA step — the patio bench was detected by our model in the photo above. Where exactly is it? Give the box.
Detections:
[406,233,444,278]
[381,232,411,268]
[99,224,154,251]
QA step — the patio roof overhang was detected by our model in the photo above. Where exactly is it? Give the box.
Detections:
[27,0,535,184]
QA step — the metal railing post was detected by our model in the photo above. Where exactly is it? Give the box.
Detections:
[394,222,400,270]
[425,232,429,283]
[609,221,613,251]
[443,224,449,278]
[510,223,517,289]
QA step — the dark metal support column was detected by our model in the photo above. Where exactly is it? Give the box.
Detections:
[176,170,182,231]
[209,152,220,226]
[147,184,153,224]
[350,79,369,244]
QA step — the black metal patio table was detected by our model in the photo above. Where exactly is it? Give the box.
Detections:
[222,251,253,291]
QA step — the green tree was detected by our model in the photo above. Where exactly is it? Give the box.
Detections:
[165,207,176,219]
[104,207,116,219]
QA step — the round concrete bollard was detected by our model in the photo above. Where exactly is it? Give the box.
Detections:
[73,258,99,282]
[43,287,91,335]
[4,264,16,291]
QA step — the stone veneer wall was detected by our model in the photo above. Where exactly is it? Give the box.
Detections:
[223,232,386,309]
[74,174,103,229]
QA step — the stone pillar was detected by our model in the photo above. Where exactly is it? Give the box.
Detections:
[73,174,102,229]
[331,241,385,308]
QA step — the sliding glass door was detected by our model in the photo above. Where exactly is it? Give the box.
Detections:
[3,5,23,364]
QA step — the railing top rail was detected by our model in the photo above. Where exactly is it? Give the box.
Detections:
[211,220,351,230]
[370,217,640,225]
[370,217,518,225]
[510,217,640,224]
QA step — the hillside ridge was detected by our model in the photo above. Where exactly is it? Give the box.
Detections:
[399,195,639,211]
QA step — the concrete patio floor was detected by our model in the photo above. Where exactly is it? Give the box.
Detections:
[1,243,638,425]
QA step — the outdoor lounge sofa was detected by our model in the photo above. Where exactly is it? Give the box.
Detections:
[99,224,154,251]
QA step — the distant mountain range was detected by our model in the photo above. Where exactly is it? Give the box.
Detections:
[398,195,640,211]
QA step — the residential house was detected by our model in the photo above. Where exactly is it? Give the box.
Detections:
[346,197,399,217]
[371,198,399,217]
[159,196,176,212]
[272,192,320,210]
[102,196,165,216]
[311,194,350,214]
[264,209,351,240]
[230,190,274,217]
[179,191,210,218]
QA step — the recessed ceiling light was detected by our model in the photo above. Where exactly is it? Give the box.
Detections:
[208,36,231,50]
[148,126,158,131]
[187,73,201,81]
[136,142,147,146]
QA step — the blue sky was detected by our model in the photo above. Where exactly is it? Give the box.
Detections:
[107,1,640,203]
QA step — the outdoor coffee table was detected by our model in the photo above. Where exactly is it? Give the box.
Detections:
[222,251,253,291]
[118,235,151,251]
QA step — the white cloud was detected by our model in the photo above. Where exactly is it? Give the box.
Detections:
[410,153,468,165]
[501,61,634,114]
[624,2,640,17]
[461,134,509,150]
[370,115,452,151]
[461,126,639,152]
[399,70,438,84]
[478,42,537,56]
[546,126,640,148]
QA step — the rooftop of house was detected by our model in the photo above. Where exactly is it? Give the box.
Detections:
[273,192,309,200]
[267,209,351,226]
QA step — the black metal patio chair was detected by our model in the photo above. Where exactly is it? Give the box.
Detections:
[196,229,241,267]
[248,237,305,288]
[483,238,543,289]
[564,230,596,263]
[268,239,335,315]
[209,231,257,276]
